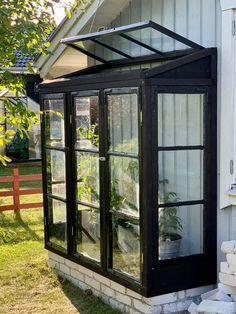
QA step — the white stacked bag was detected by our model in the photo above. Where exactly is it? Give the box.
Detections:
[188,240,236,314]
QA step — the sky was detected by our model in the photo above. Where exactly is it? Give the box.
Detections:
[53,3,67,25]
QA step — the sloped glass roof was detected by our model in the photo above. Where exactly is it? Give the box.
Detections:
[61,20,204,66]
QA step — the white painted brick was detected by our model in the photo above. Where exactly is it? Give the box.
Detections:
[110,281,126,294]
[145,293,177,306]
[126,288,142,300]
[65,259,79,270]
[150,306,162,314]
[227,254,236,266]
[126,307,144,314]
[201,288,219,300]
[85,275,100,291]
[109,298,126,312]
[93,272,111,287]
[178,290,186,300]
[176,300,192,312]
[219,282,236,295]
[186,285,215,297]
[115,291,131,306]
[48,251,65,264]
[48,258,59,269]
[221,241,236,254]
[70,268,84,282]
[162,302,178,313]
[77,280,90,291]
[229,262,236,274]
[133,299,152,314]
[101,284,115,298]
[59,263,70,276]
[77,264,93,277]
[221,261,233,274]
[219,272,236,287]
[197,300,236,314]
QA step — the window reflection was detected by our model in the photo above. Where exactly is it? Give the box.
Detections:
[112,217,140,279]
[108,93,138,154]
[75,96,99,149]
[48,198,67,248]
[77,205,100,262]
[159,205,203,260]
[44,99,65,147]
[76,152,99,206]
[46,149,66,199]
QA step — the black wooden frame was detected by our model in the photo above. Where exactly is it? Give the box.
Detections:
[40,48,217,297]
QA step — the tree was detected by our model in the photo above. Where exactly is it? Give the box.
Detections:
[0,0,89,165]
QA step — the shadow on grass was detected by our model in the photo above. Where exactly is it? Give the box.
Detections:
[57,275,120,314]
[0,211,43,244]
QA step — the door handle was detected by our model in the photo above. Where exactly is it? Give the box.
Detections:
[99,157,106,161]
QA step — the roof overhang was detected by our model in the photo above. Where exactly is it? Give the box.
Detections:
[35,0,130,79]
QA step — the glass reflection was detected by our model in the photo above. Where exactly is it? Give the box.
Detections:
[158,150,203,203]
[110,156,139,218]
[44,99,65,147]
[158,94,204,147]
[46,149,66,198]
[48,198,67,248]
[112,217,140,279]
[159,205,203,260]
[108,93,138,154]
[75,96,99,149]
[77,205,100,262]
[76,152,99,206]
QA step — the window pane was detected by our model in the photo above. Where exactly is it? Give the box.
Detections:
[75,96,99,150]
[158,94,204,146]
[110,156,139,217]
[76,152,99,206]
[112,217,140,279]
[48,198,67,248]
[46,149,66,199]
[44,99,65,147]
[77,205,100,262]
[159,150,203,203]
[108,93,138,154]
[159,204,203,260]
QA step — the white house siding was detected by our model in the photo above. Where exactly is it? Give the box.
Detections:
[96,0,222,260]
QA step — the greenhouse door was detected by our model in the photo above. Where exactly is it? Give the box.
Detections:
[72,88,142,282]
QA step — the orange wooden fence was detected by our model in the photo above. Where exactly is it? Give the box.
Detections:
[0,168,43,212]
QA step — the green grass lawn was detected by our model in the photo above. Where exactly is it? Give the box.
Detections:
[0,164,120,314]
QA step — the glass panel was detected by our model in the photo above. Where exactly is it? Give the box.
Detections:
[48,198,67,248]
[159,150,203,203]
[44,98,65,147]
[158,204,203,260]
[108,93,138,154]
[77,205,100,262]
[112,217,140,279]
[46,149,66,199]
[158,94,204,147]
[75,95,99,150]
[76,152,99,206]
[110,156,139,218]
[127,28,188,54]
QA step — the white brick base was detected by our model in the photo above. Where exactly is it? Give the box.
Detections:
[48,252,215,314]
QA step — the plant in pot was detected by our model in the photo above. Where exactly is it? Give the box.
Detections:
[159,191,183,259]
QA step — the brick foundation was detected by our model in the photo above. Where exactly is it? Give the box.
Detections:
[48,252,214,314]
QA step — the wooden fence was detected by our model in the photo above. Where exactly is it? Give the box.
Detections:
[0,168,43,212]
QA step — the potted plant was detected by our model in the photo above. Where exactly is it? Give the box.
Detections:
[159,191,183,259]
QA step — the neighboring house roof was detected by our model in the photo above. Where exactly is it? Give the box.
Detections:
[35,0,130,79]
[14,51,34,68]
